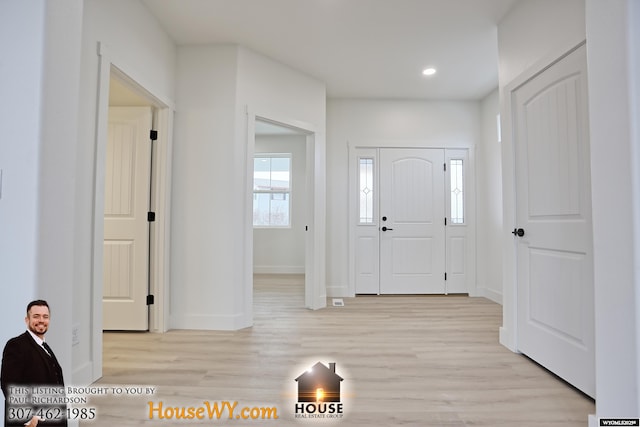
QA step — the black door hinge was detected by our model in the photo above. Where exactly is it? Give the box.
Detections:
[444,272,447,281]
[148,212,156,222]
[444,162,447,172]
[150,130,158,141]
[146,295,154,305]
[444,217,447,226]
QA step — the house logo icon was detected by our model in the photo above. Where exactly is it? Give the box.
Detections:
[293,361,345,419]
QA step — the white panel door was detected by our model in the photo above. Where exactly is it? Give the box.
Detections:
[103,107,152,331]
[513,45,594,397]
[379,149,445,294]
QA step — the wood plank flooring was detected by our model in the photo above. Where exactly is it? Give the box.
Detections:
[87,274,594,426]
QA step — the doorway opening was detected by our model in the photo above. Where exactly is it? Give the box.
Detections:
[91,43,173,382]
[253,119,307,310]
[102,72,155,331]
[245,113,325,325]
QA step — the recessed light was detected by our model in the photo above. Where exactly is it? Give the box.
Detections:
[422,67,437,76]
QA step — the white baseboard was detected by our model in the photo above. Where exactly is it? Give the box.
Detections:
[253,265,305,274]
[326,284,350,298]
[499,326,518,352]
[169,313,251,331]
[476,287,502,305]
[71,361,94,385]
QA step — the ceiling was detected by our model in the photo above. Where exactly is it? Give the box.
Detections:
[140,0,518,101]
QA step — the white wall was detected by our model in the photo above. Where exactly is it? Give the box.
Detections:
[0,1,47,355]
[37,0,84,393]
[497,0,586,91]
[237,48,327,311]
[0,0,177,400]
[496,0,586,352]
[586,0,640,420]
[254,135,307,274]
[476,89,503,303]
[326,99,481,297]
[496,0,640,419]
[171,45,326,329]
[76,0,176,383]
[171,45,240,330]
[0,1,83,411]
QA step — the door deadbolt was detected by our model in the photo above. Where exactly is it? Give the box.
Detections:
[512,228,525,237]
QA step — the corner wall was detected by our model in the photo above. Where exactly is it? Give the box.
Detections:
[0,0,84,395]
[170,45,326,329]
[586,0,640,419]
[0,2,47,358]
[170,45,240,330]
[77,0,177,383]
[477,89,503,303]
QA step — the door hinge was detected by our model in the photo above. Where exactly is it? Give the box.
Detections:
[444,162,447,172]
[148,212,156,222]
[146,295,154,305]
[305,225,308,231]
[444,272,447,281]
[150,130,158,141]
[444,217,447,226]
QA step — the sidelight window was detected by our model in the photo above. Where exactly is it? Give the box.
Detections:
[359,158,374,224]
[450,159,464,224]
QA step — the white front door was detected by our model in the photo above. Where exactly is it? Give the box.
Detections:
[513,44,594,397]
[379,149,445,294]
[103,107,152,331]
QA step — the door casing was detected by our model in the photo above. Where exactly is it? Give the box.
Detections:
[246,111,326,314]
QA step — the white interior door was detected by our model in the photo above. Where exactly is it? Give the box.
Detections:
[379,148,445,294]
[103,107,152,331]
[513,44,594,397]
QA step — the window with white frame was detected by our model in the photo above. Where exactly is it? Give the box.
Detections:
[449,159,464,224]
[253,154,291,227]
[359,157,374,224]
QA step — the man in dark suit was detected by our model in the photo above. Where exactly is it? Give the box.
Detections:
[1,300,67,427]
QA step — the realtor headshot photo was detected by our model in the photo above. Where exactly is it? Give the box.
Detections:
[1,300,67,426]
[1,0,639,425]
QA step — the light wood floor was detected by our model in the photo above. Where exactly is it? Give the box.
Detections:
[88,274,594,426]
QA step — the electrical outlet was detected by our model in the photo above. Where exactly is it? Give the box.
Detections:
[72,324,80,346]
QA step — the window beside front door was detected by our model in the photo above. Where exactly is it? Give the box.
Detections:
[449,159,464,224]
[359,157,375,224]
